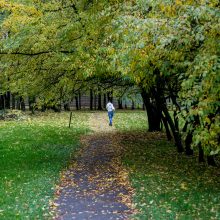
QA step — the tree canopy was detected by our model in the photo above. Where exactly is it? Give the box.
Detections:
[0,0,219,162]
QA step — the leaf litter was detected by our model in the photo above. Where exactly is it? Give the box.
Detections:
[51,113,137,219]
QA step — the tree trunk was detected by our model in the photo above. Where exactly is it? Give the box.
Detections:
[16,97,21,110]
[20,97,25,111]
[141,90,161,132]
[161,114,172,141]
[75,95,79,110]
[173,110,179,131]
[29,96,36,113]
[185,132,194,155]
[199,144,205,163]
[98,88,102,110]
[94,94,97,110]
[78,91,81,110]
[152,80,183,151]
[5,91,10,109]
[103,94,107,109]
[0,95,4,110]
[90,89,93,110]
[162,105,184,152]
[107,91,113,102]
[118,98,123,109]
[12,94,16,109]
[131,100,135,110]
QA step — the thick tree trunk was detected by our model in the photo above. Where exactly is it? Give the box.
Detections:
[5,91,10,109]
[153,73,183,152]
[90,89,93,110]
[141,90,161,132]
[0,95,4,110]
[185,132,194,155]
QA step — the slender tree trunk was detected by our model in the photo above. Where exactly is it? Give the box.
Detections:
[16,97,21,110]
[20,97,25,111]
[29,96,36,113]
[199,144,205,163]
[98,88,102,110]
[161,114,172,141]
[173,110,179,131]
[0,95,4,110]
[12,94,16,110]
[94,94,97,110]
[78,91,81,110]
[118,98,123,109]
[75,95,79,110]
[90,89,93,110]
[107,91,113,102]
[132,100,135,110]
[103,94,107,109]
[162,105,184,152]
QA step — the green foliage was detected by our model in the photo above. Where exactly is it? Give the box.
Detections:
[0,0,219,154]
[0,111,89,218]
[108,0,220,154]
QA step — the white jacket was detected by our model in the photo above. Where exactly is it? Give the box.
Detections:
[106,102,115,112]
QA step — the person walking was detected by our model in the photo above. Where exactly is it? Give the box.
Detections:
[106,100,115,126]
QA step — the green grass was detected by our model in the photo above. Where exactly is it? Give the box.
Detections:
[0,111,89,219]
[114,110,148,131]
[115,111,220,220]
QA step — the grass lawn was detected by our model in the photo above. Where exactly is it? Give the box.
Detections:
[0,111,89,219]
[115,110,220,220]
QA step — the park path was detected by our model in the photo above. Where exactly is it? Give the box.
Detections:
[52,113,135,220]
